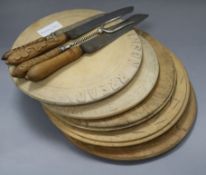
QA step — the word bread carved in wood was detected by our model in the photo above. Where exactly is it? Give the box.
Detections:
[10,9,142,105]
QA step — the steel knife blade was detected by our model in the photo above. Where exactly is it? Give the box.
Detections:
[64,6,134,39]
[81,14,148,53]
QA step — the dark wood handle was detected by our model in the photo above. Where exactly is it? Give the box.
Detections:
[6,33,67,65]
[11,47,62,78]
[26,46,83,82]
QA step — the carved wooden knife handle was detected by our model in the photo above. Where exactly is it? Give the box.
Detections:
[1,50,12,60]
[12,47,62,78]
[26,46,83,82]
[6,33,68,65]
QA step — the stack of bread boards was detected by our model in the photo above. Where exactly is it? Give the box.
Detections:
[10,9,197,161]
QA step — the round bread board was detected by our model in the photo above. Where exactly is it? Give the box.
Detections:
[46,30,176,131]
[44,44,190,147]
[43,35,159,119]
[10,9,142,105]
[67,86,197,161]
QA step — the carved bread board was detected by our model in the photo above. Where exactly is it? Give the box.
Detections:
[44,48,190,147]
[10,9,142,105]
[44,30,176,131]
[67,87,197,160]
[43,36,160,119]
[43,31,196,161]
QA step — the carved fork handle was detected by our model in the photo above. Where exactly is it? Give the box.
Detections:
[26,46,83,82]
[5,33,68,65]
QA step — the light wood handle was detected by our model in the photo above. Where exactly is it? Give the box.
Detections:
[11,47,62,78]
[6,33,67,65]
[26,46,83,82]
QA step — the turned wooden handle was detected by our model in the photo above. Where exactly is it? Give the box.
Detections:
[11,47,62,78]
[6,33,68,65]
[26,46,83,82]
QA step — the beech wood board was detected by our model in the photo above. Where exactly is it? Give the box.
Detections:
[67,87,197,161]
[44,35,191,147]
[46,30,176,131]
[10,9,142,105]
[43,36,159,119]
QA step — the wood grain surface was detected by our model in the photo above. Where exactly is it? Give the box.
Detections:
[10,9,142,105]
[67,86,197,160]
[44,33,191,147]
[43,36,159,119]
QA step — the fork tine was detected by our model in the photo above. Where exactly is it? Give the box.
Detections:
[107,14,149,31]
